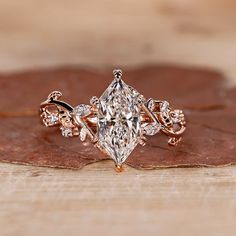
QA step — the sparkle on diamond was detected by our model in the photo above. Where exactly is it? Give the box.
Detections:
[98,78,141,165]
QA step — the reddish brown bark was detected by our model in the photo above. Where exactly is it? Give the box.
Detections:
[0,66,235,169]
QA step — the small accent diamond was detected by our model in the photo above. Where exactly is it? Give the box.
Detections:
[161,101,170,112]
[79,127,87,142]
[146,99,155,111]
[90,96,99,107]
[170,110,185,124]
[60,127,73,137]
[142,123,161,136]
[74,104,91,117]
[49,114,58,123]
[43,113,58,126]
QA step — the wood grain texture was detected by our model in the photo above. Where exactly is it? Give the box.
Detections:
[0,1,236,233]
[0,162,235,236]
[0,0,236,85]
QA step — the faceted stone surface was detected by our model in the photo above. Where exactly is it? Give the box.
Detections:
[60,127,73,137]
[98,78,141,165]
[74,104,91,118]
[142,123,161,136]
[43,113,59,126]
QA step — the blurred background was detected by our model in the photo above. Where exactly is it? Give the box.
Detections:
[0,0,236,84]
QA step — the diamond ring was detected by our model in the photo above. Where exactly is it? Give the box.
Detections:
[40,69,186,171]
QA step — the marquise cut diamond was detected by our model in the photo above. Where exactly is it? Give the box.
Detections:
[98,78,141,165]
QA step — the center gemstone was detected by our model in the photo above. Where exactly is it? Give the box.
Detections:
[98,78,141,165]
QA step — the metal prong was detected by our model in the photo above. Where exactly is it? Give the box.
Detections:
[47,91,62,100]
[137,94,146,105]
[168,137,182,146]
[113,69,123,80]
[92,134,98,144]
[139,136,147,146]
[115,164,124,173]
[90,96,99,108]
[146,98,155,111]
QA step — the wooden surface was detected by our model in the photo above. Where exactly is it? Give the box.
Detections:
[0,162,236,236]
[0,1,236,235]
[0,0,236,85]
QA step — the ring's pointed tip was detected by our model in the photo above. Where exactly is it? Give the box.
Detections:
[113,69,123,80]
[115,164,125,173]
